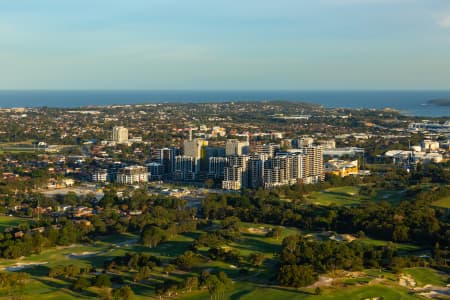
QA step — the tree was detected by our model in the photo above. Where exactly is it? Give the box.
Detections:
[175,251,196,270]
[94,274,112,288]
[315,287,322,295]
[267,227,283,240]
[220,216,241,241]
[204,178,215,189]
[112,285,134,300]
[163,264,175,276]
[63,191,79,206]
[248,253,265,267]
[141,225,166,248]
[218,271,232,290]
[183,276,199,293]
[359,185,375,198]
[133,266,152,282]
[392,224,409,242]
[277,265,317,287]
[58,222,79,245]
[206,275,225,300]
[72,277,90,291]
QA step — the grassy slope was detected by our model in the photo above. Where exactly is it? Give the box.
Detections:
[433,196,450,209]
[403,267,448,286]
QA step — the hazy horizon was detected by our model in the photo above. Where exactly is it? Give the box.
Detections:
[0,90,449,117]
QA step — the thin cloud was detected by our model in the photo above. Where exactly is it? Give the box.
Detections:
[438,16,450,28]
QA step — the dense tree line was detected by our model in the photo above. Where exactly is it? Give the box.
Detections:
[278,234,425,287]
[201,188,449,247]
[0,220,91,259]
[105,252,161,273]
[155,270,232,300]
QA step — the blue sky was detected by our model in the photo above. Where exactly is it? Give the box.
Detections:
[1,0,450,90]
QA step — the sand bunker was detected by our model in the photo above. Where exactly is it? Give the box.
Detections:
[68,251,100,258]
[329,233,357,242]
[414,284,450,298]
[399,274,417,288]
[56,244,81,250]
[247,227,269,235]
[308,276,334,288]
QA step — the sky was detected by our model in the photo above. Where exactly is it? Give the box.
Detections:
[1,0,450,90]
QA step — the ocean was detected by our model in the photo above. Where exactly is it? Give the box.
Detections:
[0,90,449,117]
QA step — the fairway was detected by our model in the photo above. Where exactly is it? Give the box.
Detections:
[179,282,420,300]
[403,267,448,286]
[432,196,450,209]
[304,186,408,207]
[0,215,31,232]
[305,186,361,206]
[359,238,421,252]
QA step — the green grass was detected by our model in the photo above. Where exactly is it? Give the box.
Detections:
[341,277,372,285]
[0,276,94,300]
[403,267,448,286]
[0,215,31,232]
[0,230,438,300]
[305,186,361,206]
[0,147,36,153]
[305,185,409,207]
[432,196,450,209]
[359,238,422,252]
[180,282,420,300]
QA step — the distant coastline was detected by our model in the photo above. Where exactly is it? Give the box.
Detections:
[428,99,450,107]
[0,90,449,117]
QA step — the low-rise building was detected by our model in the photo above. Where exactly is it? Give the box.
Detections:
[325,159,359,177]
